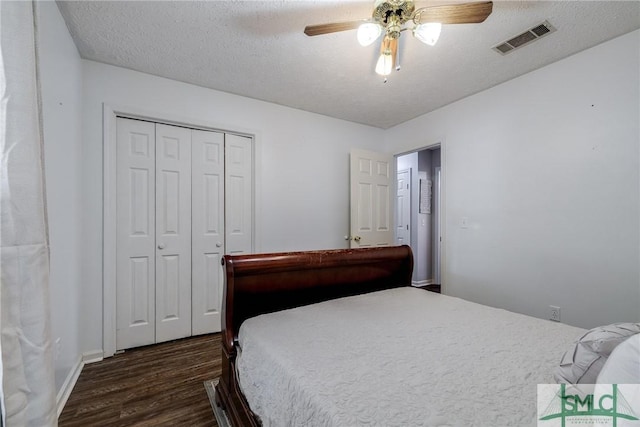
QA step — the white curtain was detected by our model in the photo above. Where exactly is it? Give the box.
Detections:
[0,1,57,426]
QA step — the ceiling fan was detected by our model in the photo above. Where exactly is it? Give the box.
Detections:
[304,1,493,80]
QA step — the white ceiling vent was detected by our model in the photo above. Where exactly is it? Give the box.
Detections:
[493,20,556,55]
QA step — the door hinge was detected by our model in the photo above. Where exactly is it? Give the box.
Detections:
[406,225,409,230]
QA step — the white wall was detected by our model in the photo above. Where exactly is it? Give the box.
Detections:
[37,1,83,393]
[80,61,385,353]
[385,30,640,329]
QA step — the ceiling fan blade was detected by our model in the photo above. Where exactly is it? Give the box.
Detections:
[304,20,366,37]
[414,1,493,25]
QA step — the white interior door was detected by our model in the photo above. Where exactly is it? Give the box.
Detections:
[225,134,253,255]
[396,169,411,245]
[191,129,224,335]
[155,124,192,343]
[350,148,394,248]
[116,118,156,350]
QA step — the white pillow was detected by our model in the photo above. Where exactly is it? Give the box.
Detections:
[554,323,640,384]
[596,334,640,384]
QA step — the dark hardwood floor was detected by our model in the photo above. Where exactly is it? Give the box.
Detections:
[59,334,221,427]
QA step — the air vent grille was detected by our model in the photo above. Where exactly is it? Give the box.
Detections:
[493,20,556,55]
[531,23,551,37]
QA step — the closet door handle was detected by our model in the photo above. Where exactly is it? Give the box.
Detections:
[216,242,222,248]
[158,243,166,250]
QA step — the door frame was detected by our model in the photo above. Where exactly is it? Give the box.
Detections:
[396,168,411,246]
[393,140,446,291]
[103,103,258,358]
[434,166,442,284]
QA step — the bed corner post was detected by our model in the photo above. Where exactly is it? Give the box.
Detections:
[221,256,237,352]
[215,256,260,427]
[215,256,235,414]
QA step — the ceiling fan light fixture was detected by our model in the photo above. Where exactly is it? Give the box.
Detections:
[413,22,442,46]
[357,23,382,46]
[303,1,494,80]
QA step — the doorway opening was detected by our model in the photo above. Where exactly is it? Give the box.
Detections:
[395,145,442,290]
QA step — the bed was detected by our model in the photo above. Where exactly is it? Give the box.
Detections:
[213,246,586,427]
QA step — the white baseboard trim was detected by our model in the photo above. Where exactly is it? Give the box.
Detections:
[82,349,104,364]
[56,349,104,418]
[412,279,434,287]
[56,356,82,418]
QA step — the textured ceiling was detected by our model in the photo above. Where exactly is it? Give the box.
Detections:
[57,1,640,129]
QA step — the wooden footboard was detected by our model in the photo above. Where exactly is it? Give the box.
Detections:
[214,245,413,426]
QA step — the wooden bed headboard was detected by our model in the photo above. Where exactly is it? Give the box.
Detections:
[216,245,413,426]
[221,245,413,351]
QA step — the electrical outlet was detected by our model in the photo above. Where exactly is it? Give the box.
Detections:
[549,306,561,322]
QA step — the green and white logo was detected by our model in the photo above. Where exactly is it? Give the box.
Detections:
[538,384,640,427]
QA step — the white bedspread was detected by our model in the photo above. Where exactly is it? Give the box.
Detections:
[236,287,584,427]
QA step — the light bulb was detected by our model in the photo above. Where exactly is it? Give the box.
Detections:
[413,23,442,46]
[357,23,382,47]
[375,53,393,76]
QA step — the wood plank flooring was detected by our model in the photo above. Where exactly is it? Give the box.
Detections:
[59,334,221,427]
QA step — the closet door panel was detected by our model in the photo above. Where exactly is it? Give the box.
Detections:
[116,118,156,350]
[192,129,225,335]
[155,123,192,343]
[225,134,253,255]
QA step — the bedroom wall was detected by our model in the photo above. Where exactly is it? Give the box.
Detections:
[79,61,385,353]
[37,1,83,394]
[384,30,640,329]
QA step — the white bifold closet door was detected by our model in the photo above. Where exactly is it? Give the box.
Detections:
[155,124,192,343]
[116,119,157,349]
[191,129,224,336]
[191,132,252,333]
[115,118,251,350]
[224,134,253,255]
